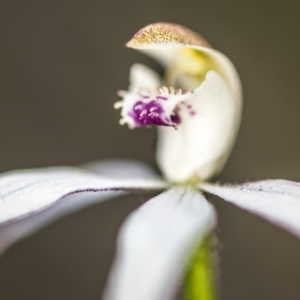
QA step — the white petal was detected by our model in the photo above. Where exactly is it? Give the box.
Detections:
[157,71,239,182]
[129,63,161,91]
[104,187,216,300]
[242,179,300,197]
[0,166,167,226]
[200,181,300,238]
[0,161,166,255]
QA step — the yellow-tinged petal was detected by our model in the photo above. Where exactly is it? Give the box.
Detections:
[126,22,242,102]
[175,48,215,77]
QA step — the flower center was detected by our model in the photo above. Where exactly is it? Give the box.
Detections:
[115,87,194,129]
[131,100,180,127]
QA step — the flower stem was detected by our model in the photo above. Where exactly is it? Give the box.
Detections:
[183,235,217,300]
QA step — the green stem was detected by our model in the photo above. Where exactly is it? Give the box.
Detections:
[183,236,217,300]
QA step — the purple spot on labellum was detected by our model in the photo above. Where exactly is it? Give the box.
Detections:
[171,114,181,124]
[130,100,180,127]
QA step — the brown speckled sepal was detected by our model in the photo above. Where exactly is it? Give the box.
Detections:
[127,22,211,49]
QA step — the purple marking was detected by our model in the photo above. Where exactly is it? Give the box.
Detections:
[172,106,181,124]
[129,100,180,127]
[171,114,181,124]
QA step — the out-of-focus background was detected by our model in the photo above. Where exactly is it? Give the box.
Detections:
[0,1,300,299]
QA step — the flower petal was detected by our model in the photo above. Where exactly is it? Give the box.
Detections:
[126,22,242,101]
[0,166,167,226]
[128,63,161,91]
[157,71,239,182]
[0,160,166,254]
[126,23,211,69]
[103,187,216,300]
[200,181,300,238]
[242,179,300,197]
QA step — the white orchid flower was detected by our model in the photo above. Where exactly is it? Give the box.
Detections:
[0,22,300,300]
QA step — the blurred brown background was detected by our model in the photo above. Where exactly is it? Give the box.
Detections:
[0,0,300,299]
